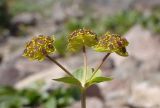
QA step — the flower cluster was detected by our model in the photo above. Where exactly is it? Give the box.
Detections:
[23,35,55,61]
[67,28,98,51]
[94,32,129,56]
[23,29,129,61]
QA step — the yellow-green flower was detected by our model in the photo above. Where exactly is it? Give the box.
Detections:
[67,28,98,51]
[23,35,55,61]
[94,32,129,56]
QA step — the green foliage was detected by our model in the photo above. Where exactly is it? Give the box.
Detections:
[103,10,141,34]
[65,11,142,35]
[44,97,57,108]
[0,86,28,108]
[65,10,160,35]
[10,0,55,15]
[54,36,68,57]
[72,68,84,82]
[65,17,98,32]
[140,7,160,34]
[86,77,113,87]
[48,87,80,108]
[53,77,81,86]
[0,86,80,108]
[19,89,41,105]
[73,68,101,84]
[66,18,84,32]
[54,68,112,88]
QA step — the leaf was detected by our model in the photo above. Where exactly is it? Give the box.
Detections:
[53,77,81,86]
[87,77,113,87]
[73,68,102,86]
[73,68,83,82]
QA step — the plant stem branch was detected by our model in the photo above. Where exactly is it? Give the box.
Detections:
[90,53,111,79]
[81,88,86,108]
[46,55,73,77]
[83,46,88,84]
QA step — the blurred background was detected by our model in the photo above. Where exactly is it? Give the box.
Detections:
[0,0,160,108]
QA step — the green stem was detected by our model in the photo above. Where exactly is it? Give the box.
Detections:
[81,88,86,108]
[82,46,88,85]
[90,53,111,79]
[46,55,73,77]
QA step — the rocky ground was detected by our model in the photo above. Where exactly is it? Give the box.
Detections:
[0,0,160,108]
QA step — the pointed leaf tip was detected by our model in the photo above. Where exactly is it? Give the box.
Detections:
[87,76,113,87]
[53,76,81,86]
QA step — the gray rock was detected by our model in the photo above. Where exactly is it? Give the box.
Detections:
[129,82,160,108]
[99,79,130,108]
[11,13,39,26]
[52,2,67,25]
[134,0,160,12]
[113,56,142,80]
[14,65,65,89]
[66,4,84,19]
[10,13,40,35]
[121,24,160,83]
[80,0,160,14]
[125,25,160,61]
[15,58,52,75]
[81,0,134,15]
[0,66,20,86]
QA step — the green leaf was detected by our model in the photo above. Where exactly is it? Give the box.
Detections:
[87,77,113,87]
[53,77,81,86]
[73,68,102,86]
[73,68,84,82]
